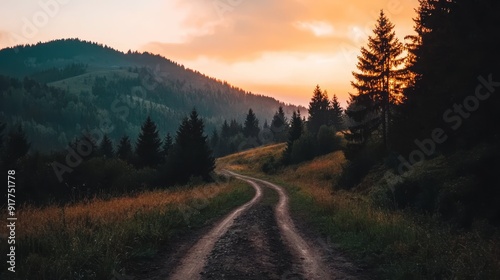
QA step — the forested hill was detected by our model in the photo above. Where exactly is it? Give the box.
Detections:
[0,38,305,152]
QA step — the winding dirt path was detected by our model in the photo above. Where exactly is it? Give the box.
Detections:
[224,171,331,280]
[168,171,365,280]
[168,176,263,280]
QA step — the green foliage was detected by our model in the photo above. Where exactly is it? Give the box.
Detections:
[135,116,162,168]
[307,85,330,136]
[347,10,405,149]
[30,63,87,83]
[243,108,260,138]
[282,110,303,164]
[167,109,215,184]
[116,135,133,162]
[290,133,316,164]
[270,106,289,142]
[261,156,281,174]
[316,125,340,155]
[337,142,385,189]
[98,134,114,158]
[330,94,344,131]
[2,125,31,168]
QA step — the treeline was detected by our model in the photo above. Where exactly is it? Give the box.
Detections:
[0,109,215,205]
[30,63,87,83]
[0,67,300,152]
[209,107,293,157]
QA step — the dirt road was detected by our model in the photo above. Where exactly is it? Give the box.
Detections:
[167,171,365,280]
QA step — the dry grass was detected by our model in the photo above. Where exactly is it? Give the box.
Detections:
[0,180,253,280]
[18,183,232,237]
[218,145,500,279]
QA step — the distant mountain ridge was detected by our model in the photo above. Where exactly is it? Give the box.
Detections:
[0,38,305,152]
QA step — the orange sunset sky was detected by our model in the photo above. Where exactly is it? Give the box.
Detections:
[0,0,419,106]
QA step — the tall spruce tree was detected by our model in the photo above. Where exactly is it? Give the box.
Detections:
[243,109,260,138]
[99,134,114,158]
[271,106,289,142]
[330,94,344,131]
[395,0,500,152]
[349,10,405,149]
[170,109,215,183]
[135,116,162,168]
[116,135,133,162]
[282,110,303,164]
[308,85,330,136]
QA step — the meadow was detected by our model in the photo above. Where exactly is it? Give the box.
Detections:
[218,144,500,279]
[0,179,253,280]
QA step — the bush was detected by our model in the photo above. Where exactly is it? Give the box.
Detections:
[317,125,341,155]
[290,133,316,164]
[261,156,281,174]
[337,142,384,189]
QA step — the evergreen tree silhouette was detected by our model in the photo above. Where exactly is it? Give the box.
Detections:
[171,109,215,183]
[135,116,162,168]
[116,135,133,162]
[330,94,344,131]
[98,134,114,158]
[282,110,303,164]
[271,106,289,142]
[243,109,260,138]
[349,10,405,149]
[308,85,330,136]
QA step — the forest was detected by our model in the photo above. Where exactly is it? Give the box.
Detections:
[0,0,499,230]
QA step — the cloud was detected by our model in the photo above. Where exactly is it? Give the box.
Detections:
[142,0,417,63]
[294,21,335,37]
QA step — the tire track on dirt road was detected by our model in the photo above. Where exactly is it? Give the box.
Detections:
[224,170,332,280]
[168,174,263,280]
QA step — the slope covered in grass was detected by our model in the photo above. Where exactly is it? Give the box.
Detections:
[0,180,253,280]
[218,145,500,279]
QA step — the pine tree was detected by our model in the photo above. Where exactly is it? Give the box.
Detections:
[116,135,133,162]
[243,109,260,138]
[263,120,269,130]
[99,134,114,158]
[282,110,303,164]
[135,116,162,168]
[307,85,330,136]
[229,119,243,137]
[170,109,215,183]
[271,106,289,142]
[350,10,405,149]
[330,94,344,131]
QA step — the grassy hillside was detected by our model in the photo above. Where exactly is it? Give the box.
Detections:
[218,145,500,279]
[0,179,254,280]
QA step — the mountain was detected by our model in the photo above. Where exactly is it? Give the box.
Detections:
[0,38,305,152]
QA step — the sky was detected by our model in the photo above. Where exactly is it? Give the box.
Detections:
[0,0,419,107]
